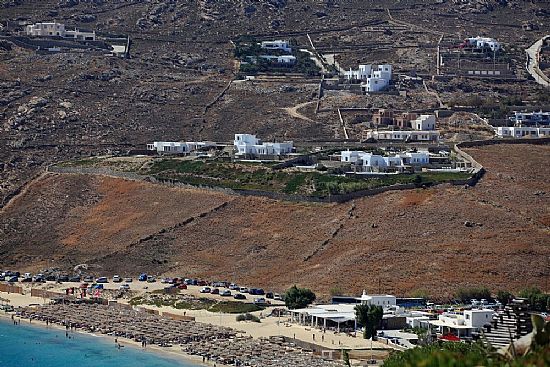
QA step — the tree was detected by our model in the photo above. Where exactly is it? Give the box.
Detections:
[355,304,383,339]
[284,285,316,310]
[496,290,513,307]
[355,304,370,339]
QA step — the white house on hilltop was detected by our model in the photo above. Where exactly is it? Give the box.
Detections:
[465,36,500,52]
[412,115,436,131]
[367,130,440,142]
[343,64,393,92]
[260,40,292,53]
[26,22,96,41]
[234,134,293,158]
[147,141,215,154]
[496,126,550,138]
[341,150,429,173]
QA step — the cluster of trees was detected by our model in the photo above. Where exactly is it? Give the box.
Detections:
[354,304,383,339]
[284,285,316,310]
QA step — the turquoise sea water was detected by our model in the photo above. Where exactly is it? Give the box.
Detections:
[0,317,200,367]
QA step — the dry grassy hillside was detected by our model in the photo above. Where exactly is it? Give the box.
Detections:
[0,144,548,299]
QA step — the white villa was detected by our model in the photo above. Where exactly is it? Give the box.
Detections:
[260,40,292,53]
[429,309,494,339]
[147,141,215,154]
[234,134,293,157]
[367,130,440,142]
[359,291,397,307]
[259,55,297,65]
[343,64,393,92]
[465,36,500,52]
[510,111,550,126]
[496,126,550,138]
[341,150,430,173]
[412,114,436,131]
[26,22,96,41]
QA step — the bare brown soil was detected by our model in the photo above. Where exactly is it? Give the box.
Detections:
[1,144,548,300]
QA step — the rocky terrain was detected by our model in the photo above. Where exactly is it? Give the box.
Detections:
[1,0,549,205]
[1,143,548,299]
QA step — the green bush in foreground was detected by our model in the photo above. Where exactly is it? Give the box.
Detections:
[383,341,550,367]
[236,313,260,323]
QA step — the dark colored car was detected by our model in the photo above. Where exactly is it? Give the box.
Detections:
[83,275,94,283]
[177,284,187,290]
[45,275,57,281]
[21,277,33,283]
[266,292,274,299]
[211,288,220,295]
[138,274,147,282]
[7,276,18,283]
[0,275,5,281]
[233,293,246,300]
[57,275,69,282]
[69,276,81,282]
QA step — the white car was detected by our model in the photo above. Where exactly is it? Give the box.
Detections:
[112,275,122,283]
[124,277,133,283]
[119,284,130,290]
[239,287,249,293]
[200,287,211,293]
[273,293,282,300]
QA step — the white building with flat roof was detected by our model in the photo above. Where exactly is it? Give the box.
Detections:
[466,36,500,52]
[147,141,215,154]
[259,55,296,65]
[496,126,550,138]
[359,291,396,308]
[412,115,436,131]
[260,40,292,53]
[26,22,96,40]
[510,111,550,126]
[234,134,293,157]
[429,309,494,339]
[343,64,393,92]
[367,130,440,142]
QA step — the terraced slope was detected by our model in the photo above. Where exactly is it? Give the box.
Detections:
[0,144,548,299]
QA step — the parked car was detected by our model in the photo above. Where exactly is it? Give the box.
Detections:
[24,272,32,278]
[83,275,94,283]
[239,287,249,293]
[7,276,19,283]
[124,277,133,283]
[138,274,148,282]
[57,275,69,282]
[21,277,33,283]
[229,283,239,290]
[177,284,187,290]
[254,298,266,305]
[221,290,232,297]
[233,293,246,300]
[249,288,265,295]
[45,274,57,282]
[33,275,46,283]
[112,275,122,283]
[197,280,207,286]
[92,284,104,289]
[0,275,5,281]
[69,276,81,282]
[265,292,274,299]
[146,276,156,283]
[200,287,211,293]
[211,288,220,295]
[119,284,130,290]
[96,277,108,283]
[273,293,282,301]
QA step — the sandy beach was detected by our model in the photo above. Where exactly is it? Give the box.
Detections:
[0,283,394,365]
[0,310,209,367]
